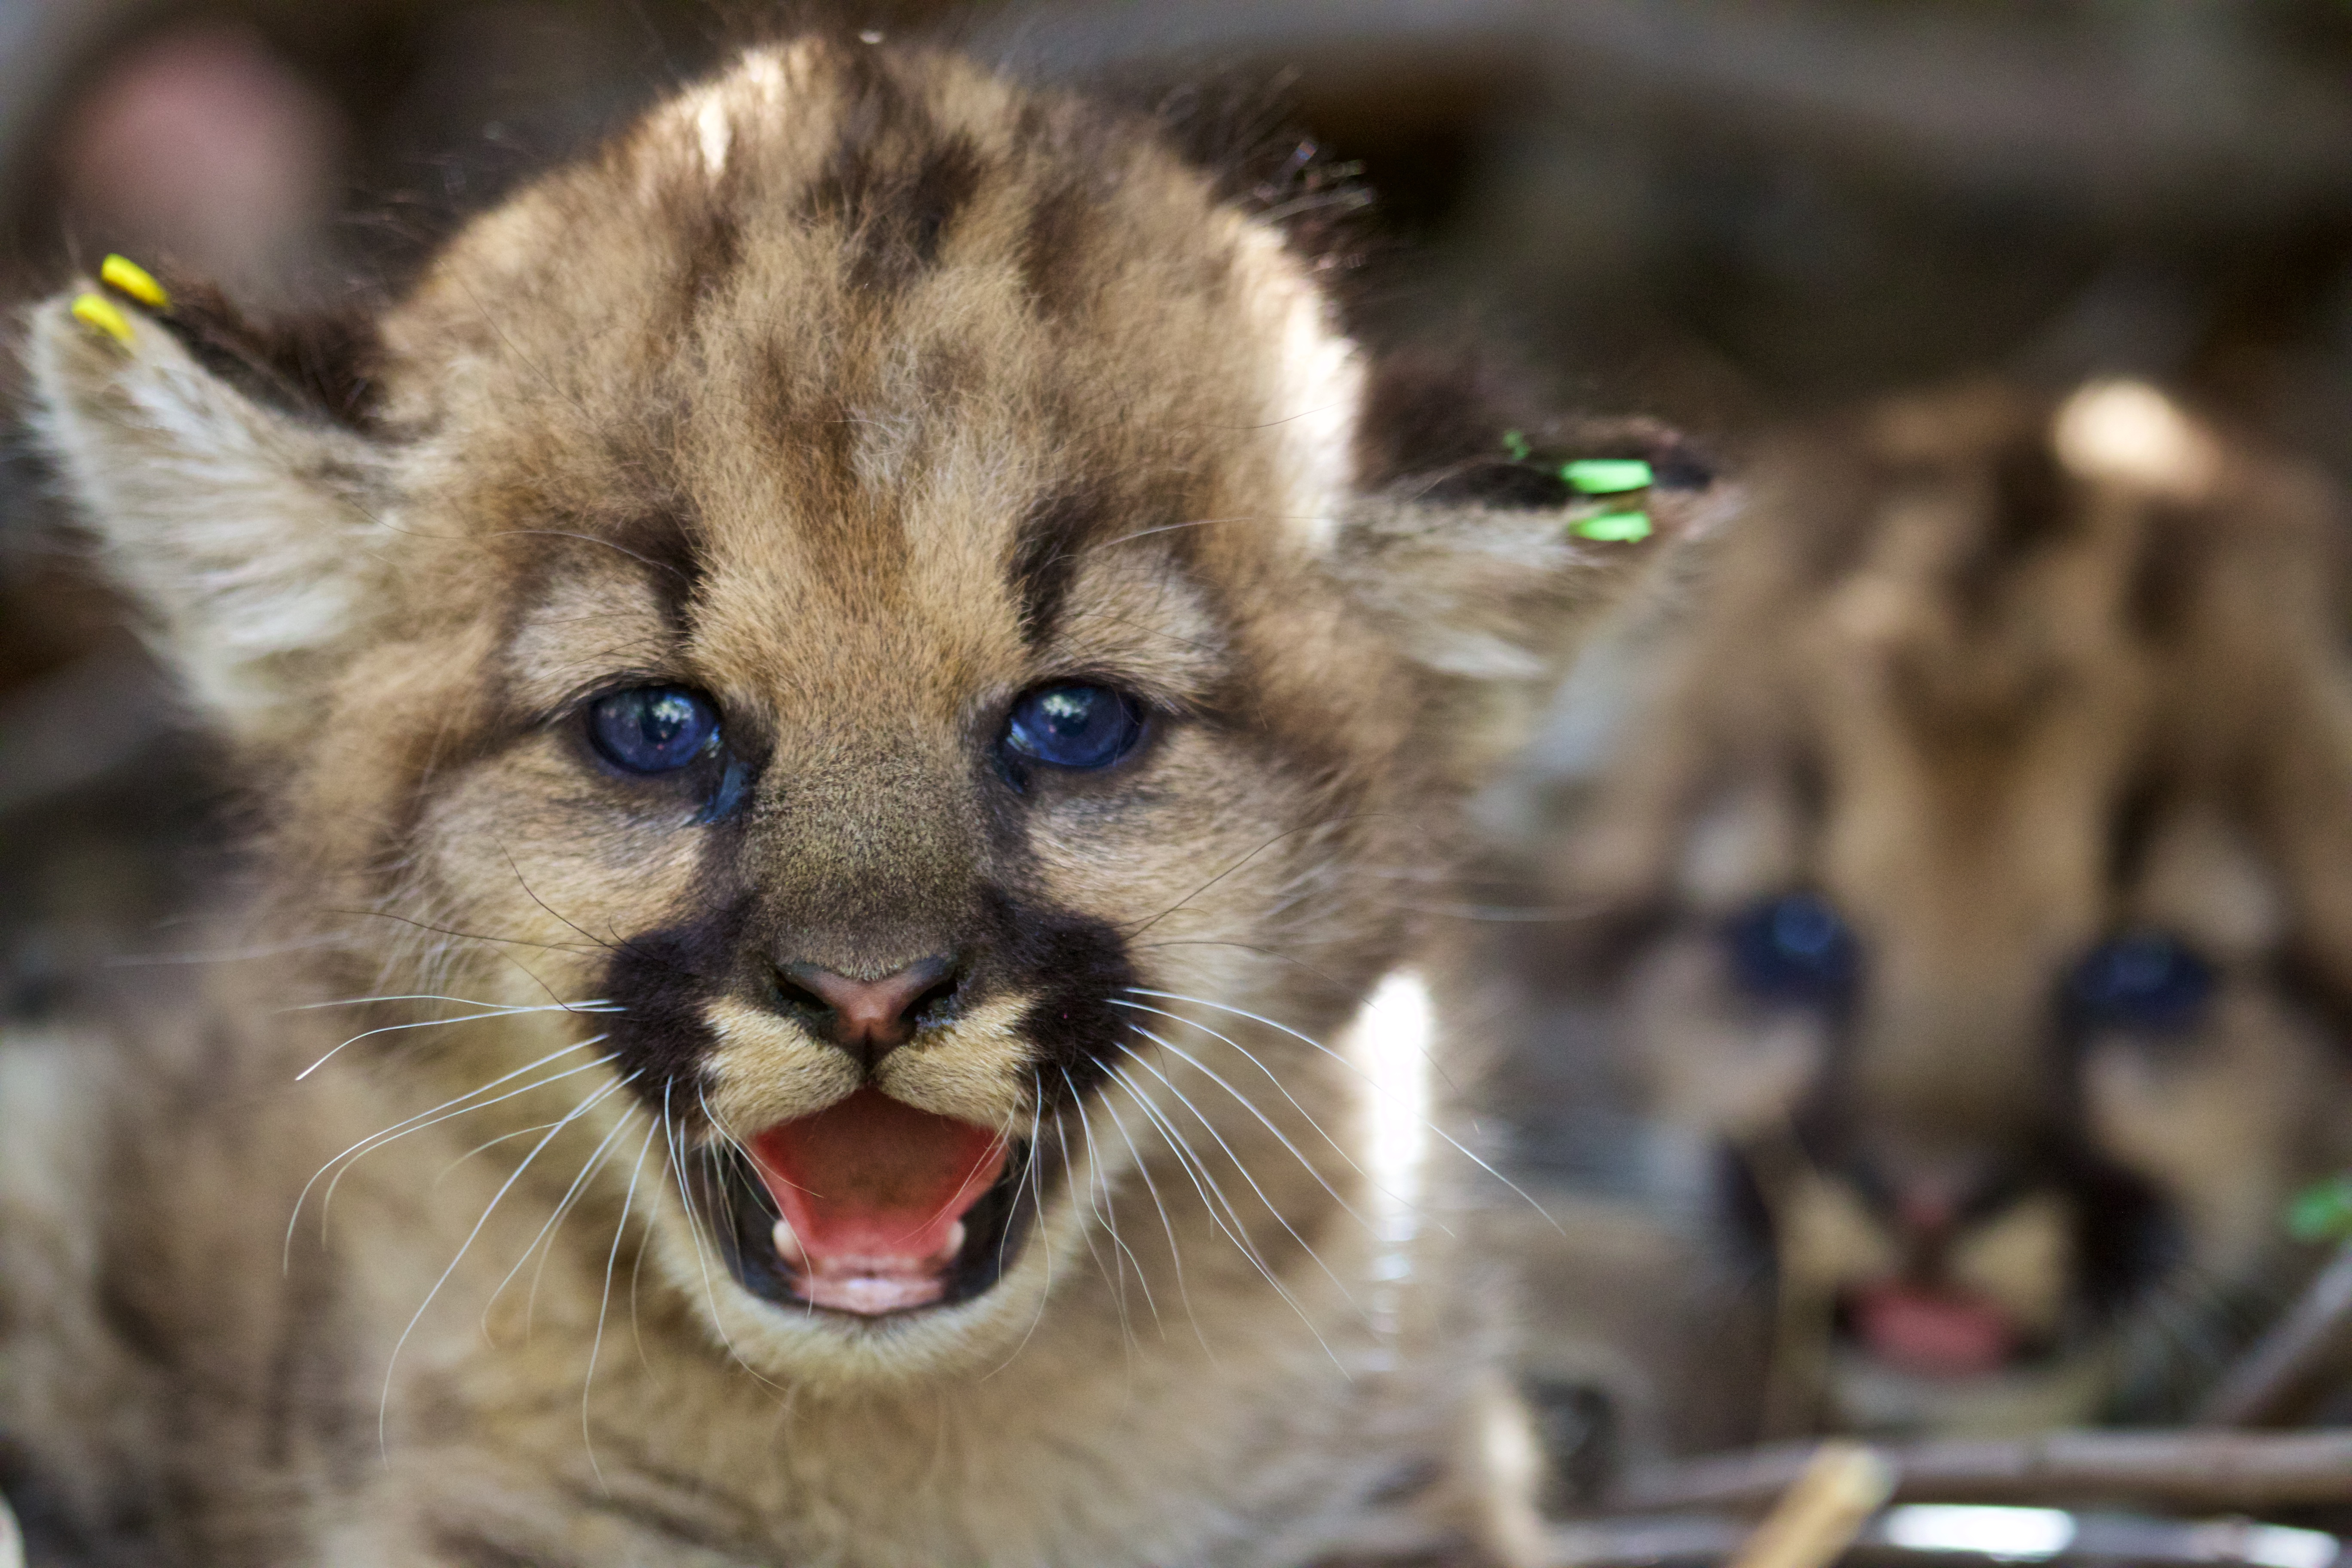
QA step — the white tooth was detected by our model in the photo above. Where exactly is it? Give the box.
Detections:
[772,1218,806,1268]
[930,1219,966,1265]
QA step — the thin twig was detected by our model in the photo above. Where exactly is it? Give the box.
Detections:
[1549,1508,2343,1568]
[1614,1430,2352,1514]
[2197,1242,2352,1427]
[1725,1442,1894,1568]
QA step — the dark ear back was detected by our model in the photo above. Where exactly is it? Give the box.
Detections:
[135,278,387,432]
[1334,352,1728,784]
[1354,352,1715,510]
[23,274,399,746]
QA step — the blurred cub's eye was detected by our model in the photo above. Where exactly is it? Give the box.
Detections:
[1004,684,1143,770]
[1724,893,1858,1004]
[588,686,720,774]
[2069,931,2214,1034]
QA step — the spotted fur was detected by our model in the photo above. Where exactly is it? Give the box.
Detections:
[2,39,1704,1566]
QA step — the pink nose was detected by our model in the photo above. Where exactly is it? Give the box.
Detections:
[1894,1186,1960,1242]
[776,957,957,1063]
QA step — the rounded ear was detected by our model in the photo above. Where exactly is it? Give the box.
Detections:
[24,276,397,748]
[1332,352,1731,786]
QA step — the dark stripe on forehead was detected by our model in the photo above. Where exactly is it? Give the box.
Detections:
[2126,505,2216,643]
[1007,489,1112,648]
[804,59,985,292]
[903,138,984,267]
[669,184,744,323]
[580,413,706,625]
[609,507,707,624]
[1019,183,1094,319]
[2104,777,2164,896]
[1944,437,2079,623]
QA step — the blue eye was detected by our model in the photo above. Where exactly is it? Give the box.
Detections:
[1725,893,1858,1004]
[2069,932,2213,1034]
[1004,684,1143,770]
[588,686,720,773]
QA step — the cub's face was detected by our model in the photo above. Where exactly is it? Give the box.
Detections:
[1565,383,2352,1431]
[32,42,1688,1381]
[377,55,1387,1366]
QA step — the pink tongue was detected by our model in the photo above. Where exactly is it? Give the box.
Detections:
[1852,1283,2017,1378]
[747,1089,1008,1315]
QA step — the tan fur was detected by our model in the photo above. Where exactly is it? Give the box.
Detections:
[3,40,1698,1566]
[1546,379,2352,1436]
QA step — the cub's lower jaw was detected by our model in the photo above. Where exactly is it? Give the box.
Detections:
[705,1090,1044,1320]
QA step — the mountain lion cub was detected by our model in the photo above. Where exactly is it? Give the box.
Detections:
[0,36,1706,1568]
[1547,380,2352,1437]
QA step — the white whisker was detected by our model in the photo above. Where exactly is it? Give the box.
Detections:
[378,1070,637,1457]
[1110,997,1369,1181]
[981,1081,1057,1380]
[1103,1062,1343,1370]
[1095,1078,1211,1360]
[435,1122,564,1187]
[294,1002,614,1081]
[285,994,621,1015]
[672,1088,793,1400]
[486,1098,643,1332]
[1053,1087,1133,1357]
[1115,1039,1360,1312]
[285,1038,609,1266]
[1067,1067,1160,1337]
[1127,986,1559,1234]
[316,1050,616,1241]
[582,1113,662,1491]
[1121,1022,1370,1231]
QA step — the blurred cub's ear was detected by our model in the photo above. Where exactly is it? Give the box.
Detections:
[24,277,395,747]
[1335,352,1726,784]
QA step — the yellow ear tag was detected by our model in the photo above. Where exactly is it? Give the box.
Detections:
[99,254,169,309]
[70,292,134,347]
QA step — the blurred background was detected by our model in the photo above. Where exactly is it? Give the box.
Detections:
[13,0,2352,1537]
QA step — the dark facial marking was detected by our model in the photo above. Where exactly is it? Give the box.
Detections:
[2103,778,2163,895]
[2272,945,2352,1051]
[2067,1156,2183,1328]
[602,899,756,1111]
[1007,490,1106,647]
[981,888,1137,1107]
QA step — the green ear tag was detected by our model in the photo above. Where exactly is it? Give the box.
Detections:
[1562,458,1654,495]
[2288,1174,2352,1242]
[1572,509,1652,543]
[1501,429,1531,463]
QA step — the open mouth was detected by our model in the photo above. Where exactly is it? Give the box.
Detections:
[1843,1281,2024,1379]
[703,1089,1040,1317]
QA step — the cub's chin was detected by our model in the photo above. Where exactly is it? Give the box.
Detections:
[1830,1341,2113,1436]
[655,1088,1079,1383]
